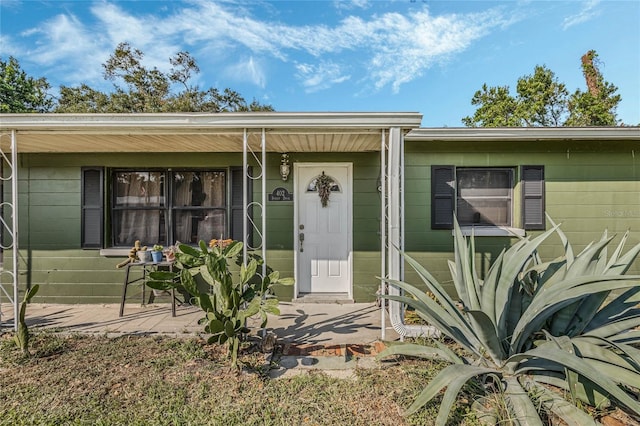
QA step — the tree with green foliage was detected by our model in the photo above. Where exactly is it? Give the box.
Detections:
[461,84,520,127]
[0,56,53,113]
[566,50,621,126]
[515,65,568,126]
[55,42,273,113]
[463,51,621,127]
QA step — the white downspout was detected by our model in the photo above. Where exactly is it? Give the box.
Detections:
[242,129,248,265]
[387,128,438,338]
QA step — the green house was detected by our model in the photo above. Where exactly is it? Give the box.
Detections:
[0,113,638,337]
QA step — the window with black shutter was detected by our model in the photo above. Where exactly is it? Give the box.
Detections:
[521,165,545,230]
[431,166,455,229]
[431,165,545,231]
[81,167,104,248]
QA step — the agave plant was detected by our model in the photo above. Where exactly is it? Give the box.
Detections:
[378,217,640,425]
[147,240,293,368]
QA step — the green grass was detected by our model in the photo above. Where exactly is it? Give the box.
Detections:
[0,332,481,426]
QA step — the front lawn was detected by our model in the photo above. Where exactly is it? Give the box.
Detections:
[0,332,477,426]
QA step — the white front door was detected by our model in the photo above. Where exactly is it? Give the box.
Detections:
[295,163,352,296]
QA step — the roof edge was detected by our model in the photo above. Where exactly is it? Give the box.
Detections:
[0,112,423,131]
[406,126,640,141]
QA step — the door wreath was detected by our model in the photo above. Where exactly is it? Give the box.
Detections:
[316,172,333,207]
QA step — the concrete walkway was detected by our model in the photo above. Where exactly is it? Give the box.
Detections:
[0,301,399,345]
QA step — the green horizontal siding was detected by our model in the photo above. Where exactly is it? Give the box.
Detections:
[13,139,639,304]
[404,139,640,287]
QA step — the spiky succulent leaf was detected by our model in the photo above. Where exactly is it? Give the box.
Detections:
[572,336,640,375]
[585,288,640,332]
[511,276,640,353]
[382,291,481,356]
[584,313,640,342]
[376,342,464,364]
[503,376,544,426]
[606,238,640,276]
[399,252,471,330]
[465,309,505,364]
[547,215,574,267]
[522,378,601,426]
[451,219,481,310]
[511,343,640,415]
[494,225,561,343]
[550,237,615,336]
[404,364,499,419]
[530,372,611,409]
[575,335,640,370]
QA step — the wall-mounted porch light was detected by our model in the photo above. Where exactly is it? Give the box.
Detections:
[280,153,290,181]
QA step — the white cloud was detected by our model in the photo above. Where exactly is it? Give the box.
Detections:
[226,56,267,88]
[562,0,601,30]
[295,61,351,93]
[16,13,109,84]
[0,0,21,11]
[333,0,370,11]
[7,1,515,94]
[0,34,19,57]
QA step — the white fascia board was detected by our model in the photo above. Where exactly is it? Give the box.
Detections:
[0,112,423,132]
[405,127,640,142]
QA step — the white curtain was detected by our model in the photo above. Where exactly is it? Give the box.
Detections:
[174,172,193,243]
[197,172,225,241]
[117,172,162,246]
[115,171,225,246]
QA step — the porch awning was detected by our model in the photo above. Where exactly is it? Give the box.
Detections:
[0,112,423,153]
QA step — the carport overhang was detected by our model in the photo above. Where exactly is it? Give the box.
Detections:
[0,112,422,337]
[0,112,422,153]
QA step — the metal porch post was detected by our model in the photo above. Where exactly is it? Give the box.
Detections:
[0,130,19,331]
[380,130,387,340]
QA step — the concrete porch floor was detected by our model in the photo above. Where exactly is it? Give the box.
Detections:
[0,302,400,345]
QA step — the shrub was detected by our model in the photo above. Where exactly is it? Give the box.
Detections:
[378,217,640,424]
[147,240,292,368]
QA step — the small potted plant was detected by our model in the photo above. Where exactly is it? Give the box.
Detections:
[165,245,177,262]
[151,244,163,263]
[137,246,151,262]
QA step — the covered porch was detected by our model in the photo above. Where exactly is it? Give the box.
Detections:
[0,112,429,339]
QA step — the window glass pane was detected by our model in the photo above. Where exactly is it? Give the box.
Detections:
[113,209,166,246]
[458,169,511,197]
[457,168,512,226]
[174,209,226,244]
[458,199,510,226]
[173,171,226,207]
[306,175,341,192]
[115,171,165,207]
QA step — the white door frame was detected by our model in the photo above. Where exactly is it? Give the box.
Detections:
[293,162,353,299]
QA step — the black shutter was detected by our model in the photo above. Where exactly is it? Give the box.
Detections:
[521,165,545,230]
[431,166,455,229]
[81,167,104,248]
[230,167,252,244]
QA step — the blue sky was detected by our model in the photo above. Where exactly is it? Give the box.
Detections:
[1,0,638,126]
